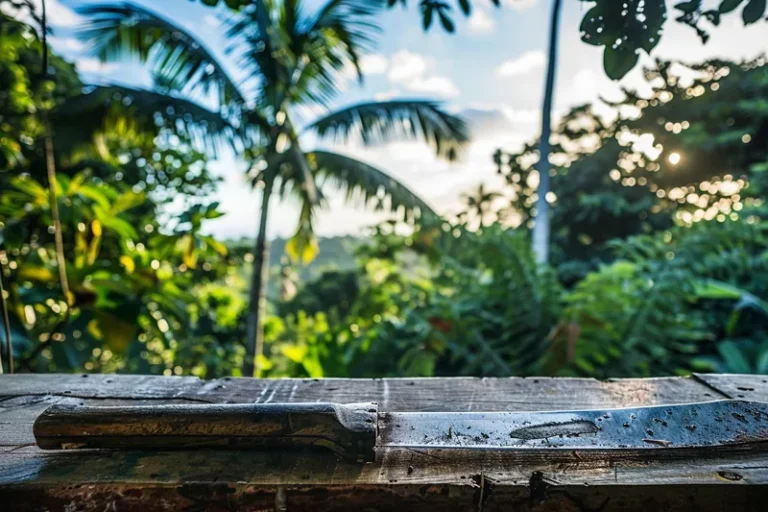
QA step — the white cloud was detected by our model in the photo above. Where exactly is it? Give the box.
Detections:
[360,54,388,75]
[406,76,460,98]
[468,8,496,34]
[48,36,85,53]
[501,0,539,9]
[387,50,460,98]
[31,0,83,27]
[388,50,428,83]
[571,69,598,96]
[203,14,220,27]
[556,68,602,107]
[500,107,540,124]
[497,50,546,76]
[1,0,82,27]
[76,58,117,74]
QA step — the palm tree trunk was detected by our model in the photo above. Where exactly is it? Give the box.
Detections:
[243,179,273,378]
[532,0,563,264]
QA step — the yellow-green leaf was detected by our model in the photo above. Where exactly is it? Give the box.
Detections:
[119,255,135,274]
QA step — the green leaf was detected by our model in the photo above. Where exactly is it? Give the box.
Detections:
[694,279,768,315]
[674,1,700,14]
[286,231,320,265]
[604,45,640,81]
[93,206,139,240]
[76,185,112,210]
[205,236,229,257]
[717,340,752,373]
[693,279,744,300]
[458,0,471,16]
[757,343,768,374]
[51,341,82,370]
[111,192,146,215]
[719,0,745,13]
[423,5,434,29]
[438,10,455,32]
[742,0,766,23]
[11,177,48,202]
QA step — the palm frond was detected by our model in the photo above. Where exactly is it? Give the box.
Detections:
[227,0,382,109]
[309,150,436,222]
[77,2,247,107]
[225,0,290,109]
[52,85,244,155]
[287,0,382,105]
[307,100,470,161]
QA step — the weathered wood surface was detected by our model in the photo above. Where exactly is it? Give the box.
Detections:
[2,373,768,511]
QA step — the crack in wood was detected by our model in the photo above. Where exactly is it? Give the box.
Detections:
[0,392,216,404]
[691,374,734,399]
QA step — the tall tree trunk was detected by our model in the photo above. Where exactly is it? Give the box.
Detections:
[0,266,8,374]
[44,132,71,306]
[243,180,273,378]
[40,0,70,305]
[532,0,563,264]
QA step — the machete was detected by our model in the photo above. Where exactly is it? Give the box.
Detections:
[34,399,768,462]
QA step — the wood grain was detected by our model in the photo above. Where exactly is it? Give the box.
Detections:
[2,374,768,511]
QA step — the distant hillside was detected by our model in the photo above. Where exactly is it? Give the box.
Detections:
[226,235,360,283]
[269,236,359,281]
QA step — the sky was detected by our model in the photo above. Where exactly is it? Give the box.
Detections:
[19,0,768,239]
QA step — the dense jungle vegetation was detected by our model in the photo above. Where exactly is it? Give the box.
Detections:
[1,0,767,378]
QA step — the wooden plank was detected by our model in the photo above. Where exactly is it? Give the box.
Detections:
[694,373,768,400]
[0,375,713,410]
[0,374,206,401]
[2,374,768,511]
[188,376,713,411]
[4,444,768,486]
[2,447,768,510]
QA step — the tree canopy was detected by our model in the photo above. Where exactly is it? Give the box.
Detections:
[2,2,768,380]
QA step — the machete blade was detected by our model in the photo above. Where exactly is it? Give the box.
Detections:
[377,400,768,451]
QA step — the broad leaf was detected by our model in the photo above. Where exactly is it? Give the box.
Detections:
[717,340,752,373]
[719,0,746,13]
[742,0,766,23]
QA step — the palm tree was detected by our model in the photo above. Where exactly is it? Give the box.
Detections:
[77,0,469,376]
[461,184,501,228]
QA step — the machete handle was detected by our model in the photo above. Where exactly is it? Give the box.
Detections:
[34,402,378,462]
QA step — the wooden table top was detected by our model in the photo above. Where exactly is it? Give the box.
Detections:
[2,373,768,511]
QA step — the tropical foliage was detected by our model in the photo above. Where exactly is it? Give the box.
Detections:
[383,0,767,79]
[75,0,468,376]
[2,4,768,380]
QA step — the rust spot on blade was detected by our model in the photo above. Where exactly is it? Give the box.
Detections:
[509,420,598,440]
[717,471,743,481]
[643,438,672,447]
